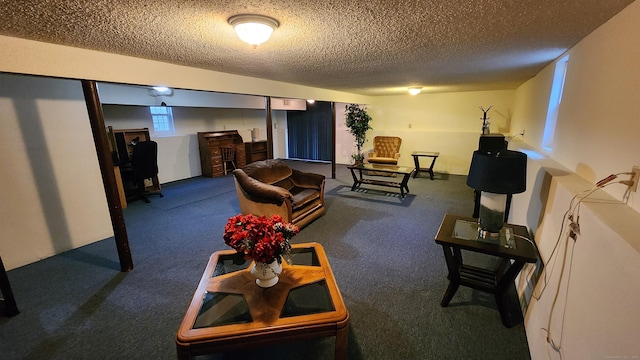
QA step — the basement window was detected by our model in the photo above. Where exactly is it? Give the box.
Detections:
[149,105,175,136]
[542,55,569,151]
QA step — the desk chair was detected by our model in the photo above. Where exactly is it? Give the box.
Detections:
[221,145,237,175]
[125,140,163,203]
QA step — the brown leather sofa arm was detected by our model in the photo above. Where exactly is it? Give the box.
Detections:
[232,169,293,204]
[290,169,325,189]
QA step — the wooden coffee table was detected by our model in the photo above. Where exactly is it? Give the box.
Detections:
[176,242,349,359]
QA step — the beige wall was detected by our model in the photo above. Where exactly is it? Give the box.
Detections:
[507,1,640,358]
[369,90,516,174]
[103,105,270,183]
[510,0,640,212]
[0,74,113,270]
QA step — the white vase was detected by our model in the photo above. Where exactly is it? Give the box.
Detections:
[250,259,282,288]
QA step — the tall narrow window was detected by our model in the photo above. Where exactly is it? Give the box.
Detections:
[149,105,175,136]
[542,55,569,151]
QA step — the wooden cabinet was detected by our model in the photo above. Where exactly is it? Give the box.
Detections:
[197,130,246,177]
[245,141,268,164]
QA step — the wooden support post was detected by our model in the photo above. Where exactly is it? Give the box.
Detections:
[331,102,337,179]
[265,97,273,159]
[0,256,19,317]
[81,80,134,272]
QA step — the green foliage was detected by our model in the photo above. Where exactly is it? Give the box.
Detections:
[351,153,365,164]
[345,104,373,158]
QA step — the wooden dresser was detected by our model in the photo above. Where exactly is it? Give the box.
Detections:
[197,130,247,177]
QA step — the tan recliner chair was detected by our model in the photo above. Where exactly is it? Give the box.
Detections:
[232,159,326,229]
[368,136,402,165]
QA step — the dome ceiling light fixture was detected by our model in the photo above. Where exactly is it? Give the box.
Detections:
[408,87,422,95]
[149,86,173,96]
[228,14,280,48]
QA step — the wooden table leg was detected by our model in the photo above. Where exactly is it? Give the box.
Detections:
[400,173,411,197]
[0,256,19,317]
[427,156,437,180]
[439,245,461,307]
[176,344,192,360]
[349,168,361,191]
[335,313,350,360]
[494,260,526,327]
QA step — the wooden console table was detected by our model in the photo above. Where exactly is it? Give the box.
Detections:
[411,151,439,179]
[434,214,537,327]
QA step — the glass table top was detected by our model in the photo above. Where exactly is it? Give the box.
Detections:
[452,219,516,249]
[194,246,335,329]
[349,163,414,174]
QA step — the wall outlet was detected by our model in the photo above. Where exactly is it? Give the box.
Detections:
[631,166,640,192]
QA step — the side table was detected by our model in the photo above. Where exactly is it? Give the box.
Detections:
[411,151,439,179]
[434,214,537,327]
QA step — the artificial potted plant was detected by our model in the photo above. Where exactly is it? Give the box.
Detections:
[345,104,373,164]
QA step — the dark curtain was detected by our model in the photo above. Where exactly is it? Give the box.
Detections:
[287,101,332,161]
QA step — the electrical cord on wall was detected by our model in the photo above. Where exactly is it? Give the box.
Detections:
[532,172,632,358]
[532,173,632,301]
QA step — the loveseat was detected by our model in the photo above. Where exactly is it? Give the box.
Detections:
[232,159,326,229]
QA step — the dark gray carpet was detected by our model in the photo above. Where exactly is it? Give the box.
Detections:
[0,160,531,360]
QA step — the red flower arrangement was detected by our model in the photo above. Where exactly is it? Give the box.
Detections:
[223,214,299,264]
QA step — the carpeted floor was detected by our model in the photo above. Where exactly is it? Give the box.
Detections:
[0,160,531,359]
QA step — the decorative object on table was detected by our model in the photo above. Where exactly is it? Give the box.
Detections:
[251,127,259,142]
[479,105,493,134]
[250,260,283,288]
[223,213,299,287]
[345,104,373,165]
[466,149,527,239]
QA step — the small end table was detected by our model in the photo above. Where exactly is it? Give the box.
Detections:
[434,214,537,327]
[411,151,439,179]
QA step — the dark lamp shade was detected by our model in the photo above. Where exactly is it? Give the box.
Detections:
[467,150,527,194]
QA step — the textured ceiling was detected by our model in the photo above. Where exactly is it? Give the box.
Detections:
[0,0,634,96]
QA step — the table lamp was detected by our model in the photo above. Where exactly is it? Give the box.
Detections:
[466,150,527,238]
